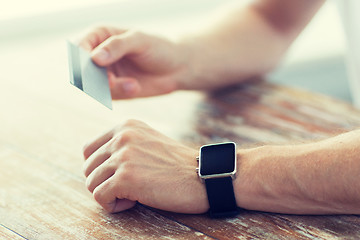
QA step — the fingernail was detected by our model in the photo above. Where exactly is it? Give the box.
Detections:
[122,81,136,93]
[108,74,116,88]
[92,48,110,62]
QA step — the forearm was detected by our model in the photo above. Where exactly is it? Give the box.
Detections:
[235,129,360,214]
[177,0,324,90]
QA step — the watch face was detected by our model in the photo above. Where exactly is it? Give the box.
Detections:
[199,142,236,176]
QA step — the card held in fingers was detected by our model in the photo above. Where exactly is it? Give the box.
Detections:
[67,41,113,110]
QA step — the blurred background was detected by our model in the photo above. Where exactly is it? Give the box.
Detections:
[0,0,349,102]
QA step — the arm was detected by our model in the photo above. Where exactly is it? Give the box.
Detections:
[236,129,360,214]
[78,0,324,98]
[179,0,325,90]
[83,120,360,215]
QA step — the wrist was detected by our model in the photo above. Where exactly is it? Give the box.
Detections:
[173,38,199,91]
[197,142,240,217]
[176,37,223,91]
[234,144,307,213]
[177,36,257,92]
[234,145,275,210]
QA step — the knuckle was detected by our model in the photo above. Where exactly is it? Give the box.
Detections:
[110,145,132,166]
[121,129,135,142]
[116,164,136,186]
[112,130,133,147]
[128,30,141,38]
[93,25,108,32]
[127,31,151,51]
[107,35,124,46]
[123,119,141,127]
[92,183,115,213]
[105,160,118,174]
[88,25,103,34]
[119,145,136,163]
[82,142,92,159]
[82,164,90,177]
[85,177,93,192]
[128,30,146,40]
[85,25,109,39]
[93,187,103,203]
[111,125,141,147]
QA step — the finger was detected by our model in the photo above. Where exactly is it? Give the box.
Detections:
[91,31,149,67]
[83,149,111,177]
[109,76,141,99]
[86,160,115,192]
[78,26,113,51]
[83,130,114,160]
[93,176,136,213]
[78,26,126,51]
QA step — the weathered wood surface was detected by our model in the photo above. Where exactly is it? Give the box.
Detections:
[1,37,360,239]
[0,225,25,240]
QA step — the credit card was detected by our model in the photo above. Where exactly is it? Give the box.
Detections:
[67,41,112,110]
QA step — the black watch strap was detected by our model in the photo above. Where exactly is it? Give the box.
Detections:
[205,176,239,218]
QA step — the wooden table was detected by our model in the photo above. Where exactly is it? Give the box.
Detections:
[1,36,360,240]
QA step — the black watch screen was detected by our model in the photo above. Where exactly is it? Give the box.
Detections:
[198,142,239,218]
[199,142,236,176]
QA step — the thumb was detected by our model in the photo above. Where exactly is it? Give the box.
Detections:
[112,198,137,213]
[91,31,148,67]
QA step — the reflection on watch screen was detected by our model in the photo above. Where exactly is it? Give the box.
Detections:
[200,143,235,175]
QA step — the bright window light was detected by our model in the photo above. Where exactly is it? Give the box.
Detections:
[0,0,120,20]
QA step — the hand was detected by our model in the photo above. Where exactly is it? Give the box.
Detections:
[78,26,191,99]
[82,119,209,214]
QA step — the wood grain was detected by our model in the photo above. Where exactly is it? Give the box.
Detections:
[0,225,25,240]
[181,82,360,147]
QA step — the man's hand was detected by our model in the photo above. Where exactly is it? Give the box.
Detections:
[83,119,209,214]
[78,26,191,99]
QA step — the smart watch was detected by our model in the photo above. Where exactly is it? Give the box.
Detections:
[197,142,239,218]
